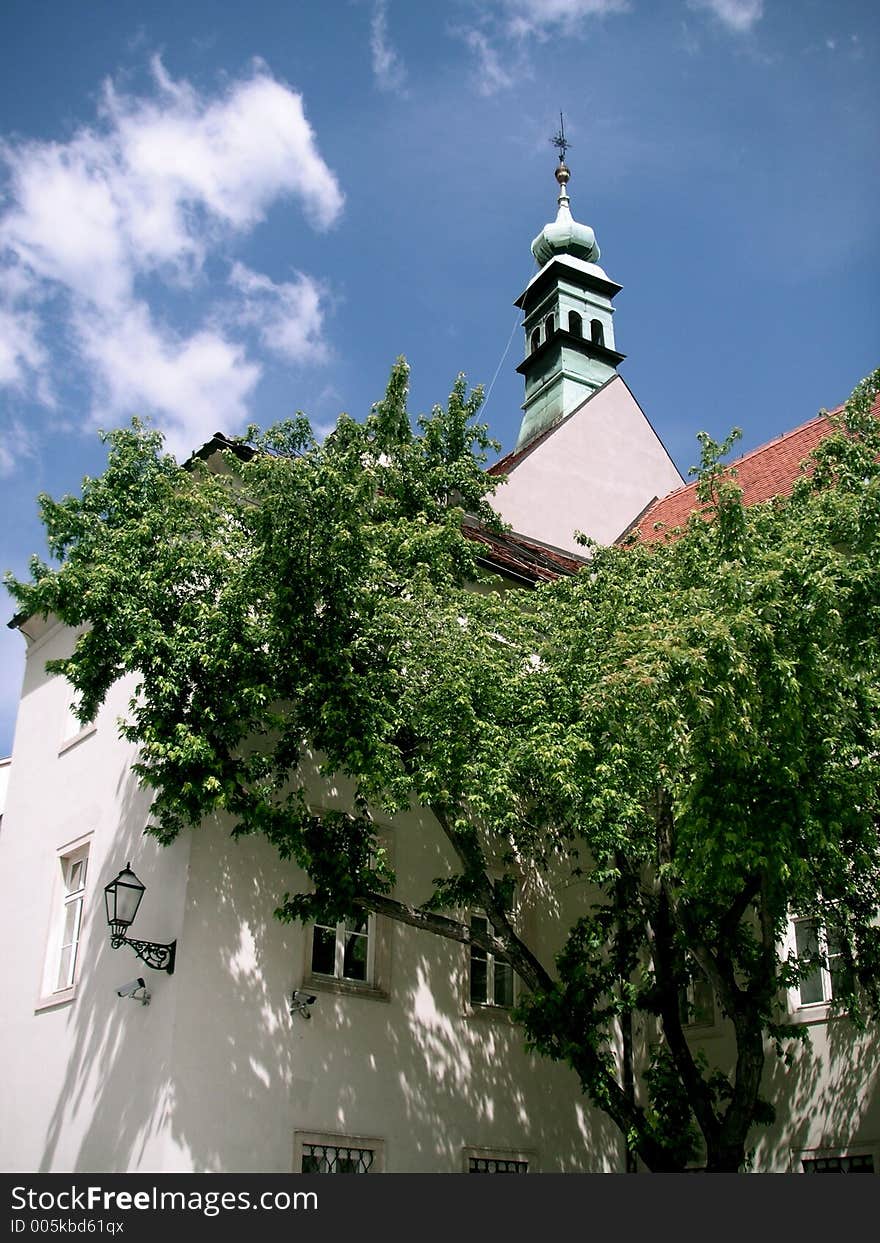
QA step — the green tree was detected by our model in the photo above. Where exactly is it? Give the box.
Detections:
[7,363,880,1172]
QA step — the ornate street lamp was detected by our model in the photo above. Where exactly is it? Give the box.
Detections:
[103,863,176,974]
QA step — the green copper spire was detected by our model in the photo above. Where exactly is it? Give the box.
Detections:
[530,158,601,267]
[513,141,624,450]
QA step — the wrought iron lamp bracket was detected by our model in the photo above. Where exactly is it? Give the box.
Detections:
[111,933,176,974]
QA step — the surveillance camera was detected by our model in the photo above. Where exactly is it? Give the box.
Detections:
[289,989,317,1019]
[116,978,150,1004]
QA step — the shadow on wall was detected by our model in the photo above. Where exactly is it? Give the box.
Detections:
[38,753,176,1172]
[755,1011,880,1172]
[36,757,621,1173]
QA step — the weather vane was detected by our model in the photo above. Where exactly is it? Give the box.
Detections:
[551,112,570,163]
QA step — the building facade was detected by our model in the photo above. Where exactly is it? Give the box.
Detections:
[0,160,876,1175]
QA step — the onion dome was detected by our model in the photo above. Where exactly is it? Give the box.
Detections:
[530,159,600,267]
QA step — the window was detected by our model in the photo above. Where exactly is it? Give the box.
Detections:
[544,314,555,341]
[56,849,88,991]
[794,916,851,1007]
[310,914,373,984]
[294,1132,384,1173]
[590,318,605,346]
[802,1154,874,1174]
[530,327,541,353]
[38,836,92,1009]
[463,1146,531,1173]
[568,310,583,337]
[679,967,715,1028]
[302,828,392,999]
[469,914,514,1008]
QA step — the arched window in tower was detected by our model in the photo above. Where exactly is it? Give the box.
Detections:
[544,314,555,341]
[568,311,583,337]
[590,319,605,347]
[530,327,541,353]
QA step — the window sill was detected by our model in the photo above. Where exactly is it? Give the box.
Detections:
[304,974,390,1004]
[787,1001,839,1026]
[464,1002,518,1024]
[58,724,97,755]
[34,985,77,1013]
[682,1020,726,1040]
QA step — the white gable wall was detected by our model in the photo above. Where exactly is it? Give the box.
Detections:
[491,376,684,553]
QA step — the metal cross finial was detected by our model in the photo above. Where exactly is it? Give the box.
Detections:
[551,112,570,163]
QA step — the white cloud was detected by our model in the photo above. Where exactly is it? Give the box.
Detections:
[0,418,37,479]
[0,305,47,392]
[456,0,627,88]
[1,58,343,309]
[74,300,261,461]
[686,0,764,33]
[0,58,344,459]
[370,1,408,94]
[460,29,516,95]
[229,263,328,365]
[498,0,629,38]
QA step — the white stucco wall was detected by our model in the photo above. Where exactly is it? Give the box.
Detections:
[2,619,877,1174]
[0,620,191,1173]
[0,621,621,1174]
[0,755,10,818]
[491,375,685,553]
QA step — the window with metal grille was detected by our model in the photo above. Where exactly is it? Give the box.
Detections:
[802,1154,874,1173]
[300,1142,376,1174]
[468,1156,528,1174]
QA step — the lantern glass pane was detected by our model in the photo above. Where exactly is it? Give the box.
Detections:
[114,881,143,926]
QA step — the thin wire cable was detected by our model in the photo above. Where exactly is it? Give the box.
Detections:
[481,263,536,417]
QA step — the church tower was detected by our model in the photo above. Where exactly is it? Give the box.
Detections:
[514,155,624,449]
[489,134,683,553]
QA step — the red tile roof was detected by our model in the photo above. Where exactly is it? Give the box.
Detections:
[621,389,880,545]
[463,523,586,582]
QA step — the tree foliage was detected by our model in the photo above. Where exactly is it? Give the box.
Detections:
[7,362,880,1172]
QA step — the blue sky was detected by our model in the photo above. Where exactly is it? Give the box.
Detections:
[1,0,878,756]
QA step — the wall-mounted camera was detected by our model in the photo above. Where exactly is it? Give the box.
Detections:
[115,977,150,1005]
[290,990,317,1019]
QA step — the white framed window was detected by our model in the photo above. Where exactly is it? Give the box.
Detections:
[305,911,392,999]
[302,828,393,1001]
[37,835,92,1010]
[294,1131,384,1174]
[792,916,851,1010]
[310,914,375,985]
[56,849,88,991]
[463,1146,531,1174]
[469,913,514,1009]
